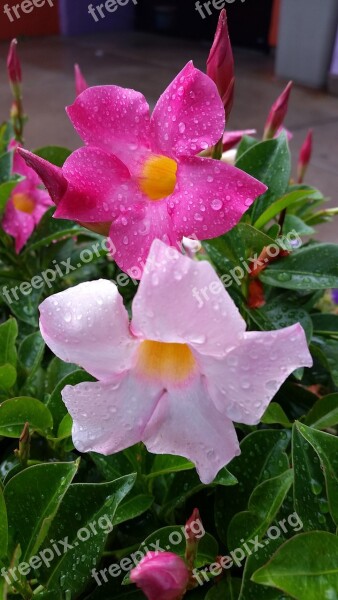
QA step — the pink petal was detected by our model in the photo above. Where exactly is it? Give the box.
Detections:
[151,61,225,158]
[131,239,245,356]
[54,146,133,222]
[170,156,267,239]
[39,280,139,381]
[63,375,163,454]
[12,146,40,185]
[108,201,179,277]
[67,86,151,174]
[30,189,54,223]
[222,129,257,152]
[17,148,67,205]
[143,375,240,484]
[2,200,35,253]
[200,324,312,425]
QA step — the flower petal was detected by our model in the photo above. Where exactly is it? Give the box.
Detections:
[39,280,138,381]
[143,375,240,484]
[54,146,133,222]
[132,239,245,355]
[67,86,151,174]
[2,200,35,253]
[151,61,225,158]
[200,324,313,425]
[63,375,163,454]
[170,156,267,239]
[108,202,179,277]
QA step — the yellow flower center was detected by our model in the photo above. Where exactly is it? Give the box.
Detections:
[137,340,196,382]
[12,193,35,214]
[139,155,177,201]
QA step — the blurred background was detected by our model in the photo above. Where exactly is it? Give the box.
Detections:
[0,0,337,241]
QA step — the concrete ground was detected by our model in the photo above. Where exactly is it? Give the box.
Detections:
[0,32,337,241]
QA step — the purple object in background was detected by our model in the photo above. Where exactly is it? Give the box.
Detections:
[332,290,338,304]
[330,27,338,75]
[58,0,136,36]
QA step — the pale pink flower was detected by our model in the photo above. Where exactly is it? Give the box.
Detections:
[130,552,189,600]
[39,240,312,484]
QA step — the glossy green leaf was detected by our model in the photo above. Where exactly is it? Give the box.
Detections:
[296,422,338,525]
[0,364,16,391]
[260,244,338,290]
[5,461,78,562]
[18,331,45,377]
[23,208,84,253]
[205,577,242,599]
[33,146,72,167]
[0,179,22,216]
[254,189,322,230]
[0,318,17,367]
[311,314,338,338]
[252,532,338,599]
[261,403,291,427]
[0,152,12,184]
[239,537,287,600]
[115,494,154,525]
[292,423,334,532]
[227,470,293,551]
[0,486,8,559]
[0,397,53,437]
[305,393,338,429]
[149,454,194,478]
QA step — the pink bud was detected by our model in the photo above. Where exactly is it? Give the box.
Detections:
[7,39,22,86]
[130,552,189,600]
[263,81,293,140]
[74,64,88,97]
[297,130,313,183]
[207,9,235,121]
[222,129,257,152]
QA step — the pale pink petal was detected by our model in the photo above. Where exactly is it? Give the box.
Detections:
[131,239,245,356]
[151,62,225,158]
[39,280,139,381]
[199,324,312,425]
[2,200,35,253]
[108,201,179,277]
[63,375,163,455]
[67,86,151,174]
[170,156,267,239]
[54,147,134,222]
[143,375,240,484]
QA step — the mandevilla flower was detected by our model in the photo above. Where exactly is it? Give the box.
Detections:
[18,61,266,277]
[74,63,88,97]
[2,143,53,253]
[207,9,235,121]
[39,240,312,484]
[297,130,313,184]
[263,81,293,140]
[130,552,189,600]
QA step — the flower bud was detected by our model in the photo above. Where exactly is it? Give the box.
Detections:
[130,552,189,600]
[207,9,235,121]
[263,81,293,140]
[74,64,88,97]
[185,508,204,568]
[7,39,22,88]
[297,130,313,183]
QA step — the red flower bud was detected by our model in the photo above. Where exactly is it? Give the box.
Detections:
[74,64,88,97]
[130,552,189,600]
[7,39,22,87]
[297,130,313,183]
[263,81,293,140]
[207,9,235,121]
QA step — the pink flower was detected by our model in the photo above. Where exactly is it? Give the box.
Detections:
[207,9,235,121]
[74,64,88,97]
[130,552,189,600]
[7,39,22,87]
[18,61,266,278]
[39,240,312,484]
[2,143,53,253]
[263,81,293,140]
[297,130,313,183]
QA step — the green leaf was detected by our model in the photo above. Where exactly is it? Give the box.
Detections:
[312,336,338,385]
[283,214,315,236]
[251,531,338,599]
[254,189,322,230]
[295,422,338,525]
[236,135,259,160]
[0,179,23,217]
[236,133,291,223]
[0,364,17,391]
[33,146,72,167]
[18,331,45,377]
[149,455,195,478]
[261,403,291,427]
[239,537,287,600]
[22,207,84,253]
[0,280,43,326]
[215,430,290,546]
[305,393,338,430]
[37,475,136,598]
[0,152,13,184]
[0,397,53,437]
[227,470,293,551]
[292,423,334,532]
[258,300,313,343]
[206,577,242,599]
[0,486,8,559]
[114,493,154,525]
[5,461,78,562]
[311,314,338,338]
[260,244,338,290]
[0,318,18,367]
